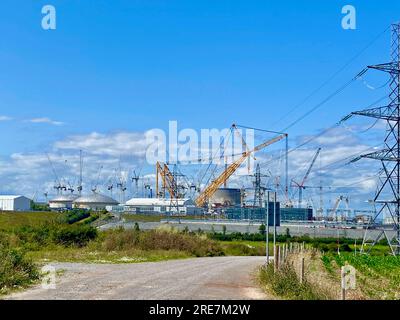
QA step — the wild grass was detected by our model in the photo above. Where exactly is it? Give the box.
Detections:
[0,211,59,231]
[258,261,331,300]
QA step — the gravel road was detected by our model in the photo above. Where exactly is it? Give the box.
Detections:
[5,256,268,300]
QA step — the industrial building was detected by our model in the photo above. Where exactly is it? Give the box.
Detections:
[124,197,203,215]
[225,201,280,225]
[49,194,79,210]
[0,195,31,211]
[73,193,119,210]
[280,207,313,221]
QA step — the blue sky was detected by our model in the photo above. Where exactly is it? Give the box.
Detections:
[0,0,399,209]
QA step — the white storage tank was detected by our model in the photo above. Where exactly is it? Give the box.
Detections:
[49,194,79,210]
[73,192,119,210]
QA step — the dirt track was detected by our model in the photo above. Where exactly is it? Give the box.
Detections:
[6,256,268,300]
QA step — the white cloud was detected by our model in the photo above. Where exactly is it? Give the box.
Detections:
[27,117,64,126]
[0,115,12,121]
[54,131,148,157]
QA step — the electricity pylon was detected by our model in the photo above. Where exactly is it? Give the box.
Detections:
[348,23,400,255]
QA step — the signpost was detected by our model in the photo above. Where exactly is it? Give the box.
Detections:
[341,264,356,300]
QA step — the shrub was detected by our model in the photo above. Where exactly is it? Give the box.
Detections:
[60,209,91,224]
[101,228,224,257]
[51,225,98,247]
[0,239,39,293]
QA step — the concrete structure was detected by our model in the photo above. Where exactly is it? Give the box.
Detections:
[0,195,31,211]
[210,188,241,207]
[124,197,203,215]
[73,193,118,210]
[49,194,79,210]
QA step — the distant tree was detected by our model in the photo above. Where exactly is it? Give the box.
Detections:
[258,223,266,235]
[134,222,140,232]
[222,225,227,235]
[211,225,216,235]
[183,226,189,233]
[30,201,50,212]
[285,227,291,238]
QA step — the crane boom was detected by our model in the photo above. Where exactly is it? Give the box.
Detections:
[163,164,178,198]
[195,133,287,207]
[300,147,321,187]
[293,147,321,208]
[156,162,177,199]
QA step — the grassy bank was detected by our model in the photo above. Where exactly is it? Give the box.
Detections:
[0,211,59,231]
[258,247,400,300]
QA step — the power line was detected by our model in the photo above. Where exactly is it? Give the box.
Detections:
[270,25,391,130]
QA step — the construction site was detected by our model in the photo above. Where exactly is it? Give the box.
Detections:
[2,22,386,257]
[3,2,400,305]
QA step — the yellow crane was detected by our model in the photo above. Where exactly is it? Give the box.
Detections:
[195,133,287,207]
[156,162,178,199]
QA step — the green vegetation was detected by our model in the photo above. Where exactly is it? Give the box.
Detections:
[0,234,40,294]
[210,231,391,255]
[259,262,330,300]
[258,223,266,235]
[220,240,266,256]
[121,214,164,222]
[30,202,51,212]
[0,211,59,231]
[322,252,400,299]
[259,248,400,300]
[2,211,399,299]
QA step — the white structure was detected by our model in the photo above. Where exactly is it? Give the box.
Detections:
[0,195,31,211]
[124,197,203,215]
[74,193,119,210]
[49,194,79,210]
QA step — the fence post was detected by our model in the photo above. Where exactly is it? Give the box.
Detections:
[274,245,278,271]
[278,245,282,267]
[300,257,305,284]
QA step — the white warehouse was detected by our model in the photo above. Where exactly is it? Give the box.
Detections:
[0,195,31,211]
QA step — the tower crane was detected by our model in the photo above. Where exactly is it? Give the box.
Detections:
[195,133,287,207]
[291,147,321,208]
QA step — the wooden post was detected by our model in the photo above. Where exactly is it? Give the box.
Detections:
[274,245,278,271]
[300,257,305,284]
[278,245,282,267]
[341,288,346,300]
